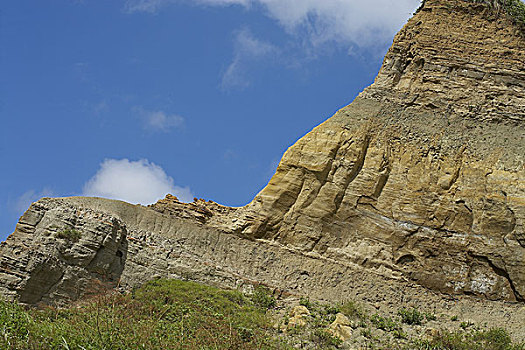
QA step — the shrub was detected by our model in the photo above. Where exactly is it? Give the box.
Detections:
[393,329,408,339]
[460,320,474,329]
[299,297,312,309]
[425,312,437,321]
[249,285,276,310]
[340,300,367,320]
[500,0,525,30]
[56,228,81,242]
[416,0,525,32]
[361,328,373,338]
[310,329,343,348]
[398,307,425,325]
[322,304,341,316]
[370,314,400,332]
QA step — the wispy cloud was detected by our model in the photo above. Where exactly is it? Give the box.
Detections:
[124,0,420,49]
[124,0,167,13]
[258,0,419,49]
[13,188,54,213]
[221,29,277,90]
[124,0,251,13]
[83,158,193,204]
[134,107,184,133]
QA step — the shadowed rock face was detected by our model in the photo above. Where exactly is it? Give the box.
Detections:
[0,0,524,306]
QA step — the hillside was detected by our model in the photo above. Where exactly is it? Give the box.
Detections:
[2,279,524,349]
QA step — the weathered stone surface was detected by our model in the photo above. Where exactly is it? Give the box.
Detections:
[288,305,310,329]
[226,0,525,302]
[328,313,353,341]
[0,0,524,338]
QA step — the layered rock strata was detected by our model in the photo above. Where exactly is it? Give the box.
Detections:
[1,0,524,309]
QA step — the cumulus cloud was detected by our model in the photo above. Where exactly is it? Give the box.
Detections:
[221,29,277,90]
[134,107,184,132]
[13,188,54,213]
[124,0,420,49]
[83,158,193,204]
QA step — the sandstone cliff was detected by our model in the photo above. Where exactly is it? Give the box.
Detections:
[1,0,524,316]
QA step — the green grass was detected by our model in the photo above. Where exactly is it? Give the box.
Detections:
[2,281,524,350]
[339,300,367,320]
[370,314,400,332]
[55,228,81,242]
[0,279,284,350]
[494,0,525,29]
[398,307,425,325]
[309,329,342,348]
[413,328,525,350]
[250,285,276,310]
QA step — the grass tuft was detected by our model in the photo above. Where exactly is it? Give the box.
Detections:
[398,307,425,325]
[55,228,81,242]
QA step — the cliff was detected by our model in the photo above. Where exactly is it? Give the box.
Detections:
[1,0,524,323]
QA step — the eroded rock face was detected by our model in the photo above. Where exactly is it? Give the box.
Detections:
[0,0,524,307]
[0,199,128,304]
[232,0,525,302]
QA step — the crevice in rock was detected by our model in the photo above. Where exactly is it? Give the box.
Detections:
[469,253,524,302]
[372,143,392,199]
[334,134,371,212]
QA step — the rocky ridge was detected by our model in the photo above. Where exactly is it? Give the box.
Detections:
[1,0,524,336]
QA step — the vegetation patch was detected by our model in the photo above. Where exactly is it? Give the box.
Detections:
[340,299,367,320]
[413,328,525,350]
[416,0,525,32]
[497,0,525,29]
[309,329,342,348]
[0,279,282,350]
[55,228,82,242]
[250,285,276,310]
[371,314,401,332]
[1,282,524,349]
[398,307,425,325]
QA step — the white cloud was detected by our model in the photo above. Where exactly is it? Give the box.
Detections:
[83,158,193,204]
[258,0,419,49]
[124,0,250,12]
[134,107,184,132]
[221,29,277,90]
[14,188,54,213]
[124,0,420,49]
[124,0,166,13]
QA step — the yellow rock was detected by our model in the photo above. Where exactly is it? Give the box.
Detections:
[327,313,353,341]
[287,305,310,328]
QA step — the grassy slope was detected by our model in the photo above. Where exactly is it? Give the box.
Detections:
[1,279,524,350]
[0,280,283,350]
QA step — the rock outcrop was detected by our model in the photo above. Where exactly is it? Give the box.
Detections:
[231,0,525,302]
[1,0,524,311]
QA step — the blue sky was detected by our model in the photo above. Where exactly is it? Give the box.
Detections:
[0,0,420,241]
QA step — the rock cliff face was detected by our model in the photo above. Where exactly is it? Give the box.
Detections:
[233,0,525,302]
[1,0,524,308]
